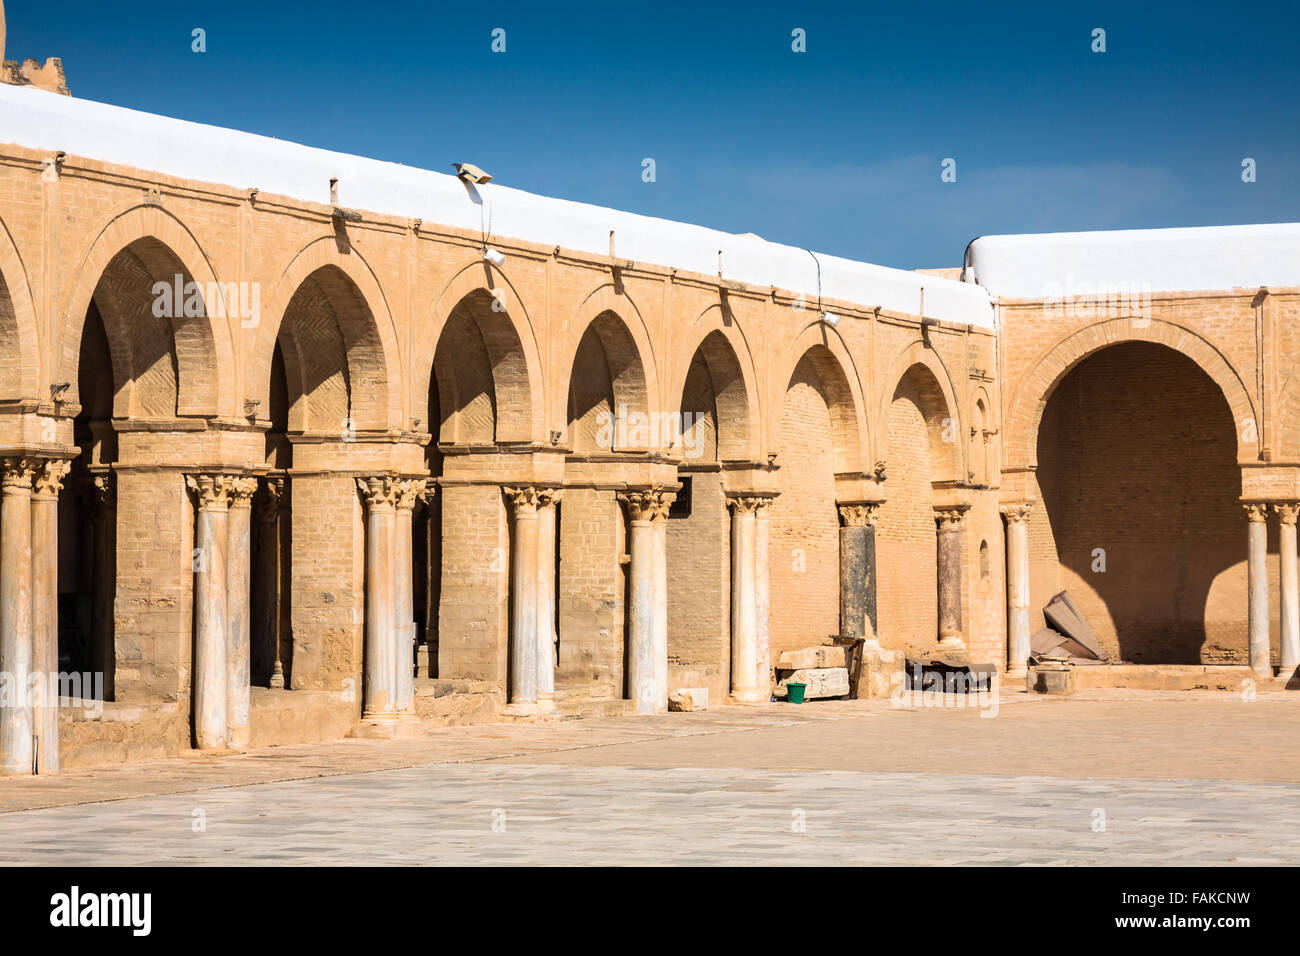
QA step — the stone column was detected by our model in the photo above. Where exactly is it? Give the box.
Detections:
[394,478,425,714]
[0,458,36,775]
[1245,503,1272,678]
[187,475,230,750]
[618,489,674,714]
[31,460,68,774]
[755,497,773,698]
[727,495,765,703]
[1276,503,1300,676]
[422,484,439,678]
[89,473,115,700]
[935,506,969,653]
[1001,502,1034,675]
[838,502,882,647]
[505,487,541,712]
[225,477,257,749]
[358,476,400,719]
[535,488,562,714]
[253,478,286,689]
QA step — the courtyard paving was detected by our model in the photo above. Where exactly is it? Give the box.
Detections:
[1,689,1297,865]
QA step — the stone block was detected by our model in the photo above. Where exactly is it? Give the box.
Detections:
[669,687,709,712]
[1027,664,1077,695]
[775,667,849,699]
[776,645,851,671]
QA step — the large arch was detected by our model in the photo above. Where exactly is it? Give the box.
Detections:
[1007,317,1258,470]
[0,214,40,401]
[774,324,867,476]
[876,341,964,484]
[668,302,761,462]
[1032,341,1250,663]
[253,237,400,433]
[59,204,234,418]
[418,260,544,445]
[564,306,653,452]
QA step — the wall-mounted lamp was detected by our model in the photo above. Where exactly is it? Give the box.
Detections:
[454,163,493,184]
[483,248,506,268]
[821,311,840,327]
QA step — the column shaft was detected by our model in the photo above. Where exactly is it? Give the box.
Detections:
[32,461,67,773]
[1277,504,1300,675]
[536,490,561,713]
[507,488,540,709]
[188,476,229,750]
[935,507,968,652]
[394,479,424,714]
[360,477,399,718]
[755,502,772,698]
[1246,504,1272,678]
[0,459,36,775]
[1002,503,1033,675]
[225,479,255,749]
[728,497,761,702]
[619,490,672,714]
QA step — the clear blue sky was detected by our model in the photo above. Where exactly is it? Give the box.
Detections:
[10,0,1299,268]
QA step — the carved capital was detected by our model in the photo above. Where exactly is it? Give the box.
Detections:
[227,477,259,508]
[505,486,543,514]
[1000,502,1034,525]
[728,493,775,517]
[618,488,675,522]
[934,506,969,530]
[396,478,427,512]
[536,487,565,510]
[357,475,401,510]
[187,474,232,511]
[31,459,70,500]
[0,457,37,492]
[254,477,286,524]
[1244,502,1270,523]
[1275,502,1300,526]
[838,502,882,527]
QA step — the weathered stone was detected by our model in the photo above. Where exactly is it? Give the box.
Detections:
[776,645,851,671]
[668,688,709,712]
[775,668,849,699]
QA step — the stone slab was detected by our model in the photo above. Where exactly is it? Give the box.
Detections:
[776,645,852,671]
[774,668,849,699]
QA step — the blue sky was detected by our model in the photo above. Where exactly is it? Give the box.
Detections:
[10,0,1298,268]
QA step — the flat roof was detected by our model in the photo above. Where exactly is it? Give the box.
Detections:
[969,223,1300,300]
[0,84,996,328]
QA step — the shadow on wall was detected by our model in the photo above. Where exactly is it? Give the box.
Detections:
[1035,342,1254,664]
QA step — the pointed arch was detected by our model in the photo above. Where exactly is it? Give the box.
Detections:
[774,323,867,475]
[0,213,40,401]
[669,301,761,462]
[879,341,965,485]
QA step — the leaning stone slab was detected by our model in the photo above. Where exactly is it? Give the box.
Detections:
[775,667,850,699]
[669,688,709,712]
[776,645,851,671]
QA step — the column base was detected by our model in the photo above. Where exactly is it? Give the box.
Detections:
[729,688,769,704]
[937,635,967,652]
[536,694,556,714]
[503,700,542,717]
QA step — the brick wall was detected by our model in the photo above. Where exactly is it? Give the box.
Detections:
[557,487,625,696]
[438,484,509,681]
[666,471,730,699]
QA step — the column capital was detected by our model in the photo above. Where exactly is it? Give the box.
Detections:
[357,475,401,510]
[395,477,427,512]
[31,459,70,500]
[1000,501,1035,524]
[536,486,564,509]
[728,493,775,516]
[227,476,259,509]
[838,501,882,527]
[618,488,675,522]
[934,505,970,529]
[187,474,233,511]
[1244,502,1270,523]
[1275,502,1300,526]
[254,476,286,523]
[90,472,115,517]
[0,456,38,492]
[505,485,543,514]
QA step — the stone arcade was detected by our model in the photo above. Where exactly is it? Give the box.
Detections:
[2,69,1300,775]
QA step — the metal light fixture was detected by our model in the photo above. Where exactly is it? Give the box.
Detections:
[454,163,492,184]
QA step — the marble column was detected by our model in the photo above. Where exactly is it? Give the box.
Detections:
[225,477,256,749]
[421,485,439,679]
[1245,503,1272,678]
[394,478,425,714]
[935,506,969,652]
[0,458,36,775]
[89,473,115,700]
[358,476,399,718]
[1276,503,1300,676]
[1001,502,1034,675]
[505,487,541,711]
[31,460,68,774]
[187,475,230,750]
[618,489,674,714]
[837,502,881,647]
[727,495,766,703]
[535,488,562,714]
[755,497,773,698]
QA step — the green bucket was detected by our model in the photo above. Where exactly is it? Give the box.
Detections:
[786,682,807,704]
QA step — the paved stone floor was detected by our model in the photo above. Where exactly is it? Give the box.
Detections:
[2,690,1298,865]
